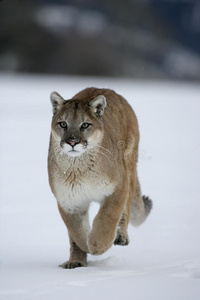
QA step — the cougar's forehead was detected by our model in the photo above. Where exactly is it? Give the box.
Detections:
[57,101,91,123]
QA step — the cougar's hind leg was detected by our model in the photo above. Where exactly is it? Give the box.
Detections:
[59,236,87,269]
[114,209,130,246]
[114,171,135,246]
[114,136,137,246]
[130,174,152,226]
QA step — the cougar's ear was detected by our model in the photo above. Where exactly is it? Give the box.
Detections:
[50,91,65,115]
[89,95,107,117]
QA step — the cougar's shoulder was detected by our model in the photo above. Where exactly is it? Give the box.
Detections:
[73,87,139,148]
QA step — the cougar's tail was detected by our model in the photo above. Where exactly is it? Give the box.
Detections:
[130,176,153,227]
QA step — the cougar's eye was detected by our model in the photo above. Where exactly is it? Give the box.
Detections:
[59,121,67,128]
[81,122,91,129]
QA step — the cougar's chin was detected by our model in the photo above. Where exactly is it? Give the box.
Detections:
[67,150,83,157]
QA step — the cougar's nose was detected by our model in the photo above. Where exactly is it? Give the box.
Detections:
[66,138,80,147]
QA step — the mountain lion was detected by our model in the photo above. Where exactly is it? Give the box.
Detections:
[48,87,152,269]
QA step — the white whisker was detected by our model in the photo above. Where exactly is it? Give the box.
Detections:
[91,149,110,160]
[94,144,113,155]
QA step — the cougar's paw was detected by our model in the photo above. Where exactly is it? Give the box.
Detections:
[88,239,107,256]
[114,231,129,246]
[59,261,86,269]
[88,233,112,256]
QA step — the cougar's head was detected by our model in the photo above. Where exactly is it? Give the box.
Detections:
[50,91,107,157]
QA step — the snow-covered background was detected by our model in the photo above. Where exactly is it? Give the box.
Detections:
[0,73,200,300]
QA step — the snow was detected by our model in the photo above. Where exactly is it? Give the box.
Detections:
[0,73,200,300]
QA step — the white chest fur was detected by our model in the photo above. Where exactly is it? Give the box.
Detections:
[55,178,114,213]
[53,157,115,213]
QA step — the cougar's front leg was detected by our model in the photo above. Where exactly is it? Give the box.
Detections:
[88,186,128,255]
[58,204,90,255]
[59,236,87,269]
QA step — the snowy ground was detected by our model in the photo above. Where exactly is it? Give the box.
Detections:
[0,73,200,300]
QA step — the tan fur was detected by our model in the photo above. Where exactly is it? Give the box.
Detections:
[48,87,152,269]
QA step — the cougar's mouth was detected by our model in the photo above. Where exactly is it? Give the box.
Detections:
[60,140,88,157]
